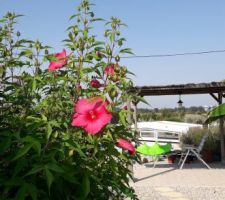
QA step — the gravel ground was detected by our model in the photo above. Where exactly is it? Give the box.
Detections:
[174,186,225,200]
[132,186,168,200]
[132,186,225,200]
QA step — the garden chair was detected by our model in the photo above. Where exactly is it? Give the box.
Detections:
[178,132,211,169]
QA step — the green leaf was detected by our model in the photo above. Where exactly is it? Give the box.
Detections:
[46,163,65,173]
[119,110,127,126]
[45,168,54,192]
[119,48,134,55]
[32,78,36,93]
[13,144,33,161]
[69,14,80,20]
[15,184,26,200]
[205,103,225,123]
[81,174,90,198]
[46,122,52,140]
[25,165,44,176]
[91,18,105,22]
[26,183,37,200]
[0,137,11,155]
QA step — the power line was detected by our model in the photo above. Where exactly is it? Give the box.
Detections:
[13,49,225,59]
[121,49,225,58]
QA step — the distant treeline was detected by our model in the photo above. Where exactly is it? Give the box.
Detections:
[137,106,207,123]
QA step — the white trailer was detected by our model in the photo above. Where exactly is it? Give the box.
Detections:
[133,121,202,150]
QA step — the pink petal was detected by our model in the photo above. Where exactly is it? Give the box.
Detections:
[71,113,88,127]
[48,49,68,71]
[75,99,96,114]
[117,139,135,155]
[55,49,67,59]
[84,119,105,134]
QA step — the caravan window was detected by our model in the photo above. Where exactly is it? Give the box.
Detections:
[157,132,179,140]
[139,131,154,138]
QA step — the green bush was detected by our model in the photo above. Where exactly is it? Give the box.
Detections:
[0,1,141,199]
[180,127,219,151]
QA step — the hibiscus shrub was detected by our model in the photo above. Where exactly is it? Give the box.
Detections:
[0,1,141,199]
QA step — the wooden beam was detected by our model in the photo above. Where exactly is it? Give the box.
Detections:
[210,93,220,103]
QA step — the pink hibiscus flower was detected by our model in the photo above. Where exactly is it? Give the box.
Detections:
[104,64,115,76]
[90,79,101,88]
[71,98,112,134]
[117,139,135,155]
[48,49,68,71]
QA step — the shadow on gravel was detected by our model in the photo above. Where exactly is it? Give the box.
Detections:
[134,168,176,182]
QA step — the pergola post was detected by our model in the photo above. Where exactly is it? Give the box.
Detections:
[132,101,138,138]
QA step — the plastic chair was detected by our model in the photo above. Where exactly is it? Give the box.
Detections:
[178,133,211,169]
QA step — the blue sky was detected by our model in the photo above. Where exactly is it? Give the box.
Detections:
[1,0,225,108]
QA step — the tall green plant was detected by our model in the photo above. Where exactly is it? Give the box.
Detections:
[0,1,140,199]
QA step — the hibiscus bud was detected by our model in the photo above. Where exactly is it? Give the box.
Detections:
[29,54,33,60]
[121,66,127,76]
[123,105,128,110]
[16,31,21,37]
[53,131,58,138]
[104,30,108,37]
[110,89,118,98]
[90,79,101,88]
[114,65,120,73]
[90,12,94,17]
[76,85,82,94]
[84,18,88,25]
[69,149,74,157]
[106,45,112,55]
[115,55,120,62]
[79,56,84,62]
[45,49,49,55]
[118,40,123,46]
[111,23,116,30]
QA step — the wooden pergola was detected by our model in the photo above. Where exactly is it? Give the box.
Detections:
[130,82,225,163]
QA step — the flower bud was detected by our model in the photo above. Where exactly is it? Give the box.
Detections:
[90,79,101,88]
[90,12,94,17]
[106,45,112,55]
[16,31,21,37]
[115,55,120,62]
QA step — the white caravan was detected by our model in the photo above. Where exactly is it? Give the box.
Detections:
[133,121,202,150]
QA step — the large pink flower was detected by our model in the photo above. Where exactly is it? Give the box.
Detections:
[71,98,112,134]
[117,139,135,155]
[48,49,68,71]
